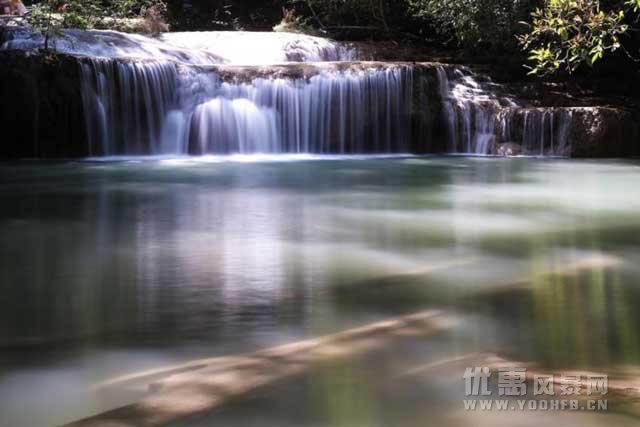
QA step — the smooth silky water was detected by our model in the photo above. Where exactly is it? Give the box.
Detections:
[1,156,640,426]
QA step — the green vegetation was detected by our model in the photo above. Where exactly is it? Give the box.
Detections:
[17,0,640,76]
[407,0,532,50]
[26,0,167,50]
[295,0,391,33]
[281,0,640,75]
[519,0,638,75]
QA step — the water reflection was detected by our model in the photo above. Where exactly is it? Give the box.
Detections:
[0,157,639,426]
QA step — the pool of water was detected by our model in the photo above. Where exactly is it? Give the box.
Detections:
[1,156,639,426]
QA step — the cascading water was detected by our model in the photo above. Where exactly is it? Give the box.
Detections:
[80,59,178,155]
[519,109,574,155]
[492,108,575,156]
[187,67,413,154]
[0,29,358,64]
[11,27,412,155]
[437,66,512,154]
[1,27,583,157]
[436,66,576,155]
[79,60,414,155]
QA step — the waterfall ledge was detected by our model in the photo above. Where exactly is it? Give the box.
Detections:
[0,50,637,158]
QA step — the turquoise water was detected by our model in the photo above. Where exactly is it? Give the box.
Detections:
[1,156,639,426]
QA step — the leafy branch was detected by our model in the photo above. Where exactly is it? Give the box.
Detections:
[519,0,635,76]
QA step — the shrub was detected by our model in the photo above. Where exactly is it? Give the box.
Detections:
[273,7,320,35]
[519,0,634,75]
[407,0,533,50]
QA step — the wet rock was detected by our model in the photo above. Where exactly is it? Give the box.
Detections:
[565,107,640,158]
[205,61,416,82]
[496,142,522,156]
[0,50,87,158]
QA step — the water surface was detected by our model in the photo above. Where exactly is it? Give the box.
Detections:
[1,156,639,426]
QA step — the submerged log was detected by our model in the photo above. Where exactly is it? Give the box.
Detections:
[65,310,455,427]
[332,252,623,308]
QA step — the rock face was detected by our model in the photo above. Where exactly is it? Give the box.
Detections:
[0,51,87,158]
[495,143,523,157]
[0,49,638,158]
[566,107,639,157]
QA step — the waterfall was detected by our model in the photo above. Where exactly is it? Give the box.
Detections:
[190,98,280,154]
[436,67,576,156]
[490,108,574,156]
[80,59,178,155]
[519,109,574,156]
[189,67,413,154]
[436,66,505,154]
[1,27,585,157]
[79,60,414,155]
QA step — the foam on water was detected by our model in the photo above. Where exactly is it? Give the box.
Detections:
[1,28,357,65]
[83,153,414,164]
